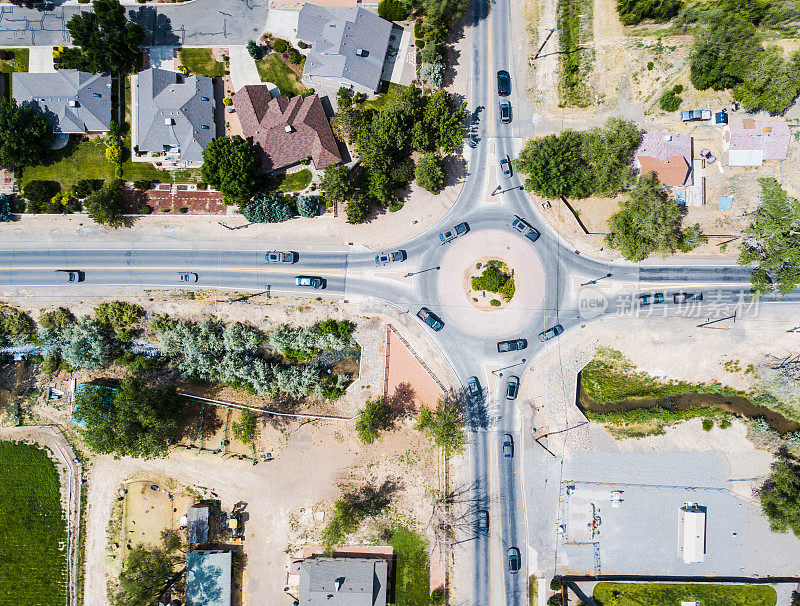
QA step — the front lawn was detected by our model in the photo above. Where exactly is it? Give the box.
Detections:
[0,48,29,74]
[264,169,312,193]
[363,82,406,111]
[593,582,777,606]
[388,524,430,606]
[255,53,309,97]
[0,441,69,604]
[178,48,225,78]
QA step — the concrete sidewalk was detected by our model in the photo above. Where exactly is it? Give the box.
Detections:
[28,46,56,73]
[228,45,262,94]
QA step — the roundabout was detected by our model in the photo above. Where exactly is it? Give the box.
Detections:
[434,228,546,338]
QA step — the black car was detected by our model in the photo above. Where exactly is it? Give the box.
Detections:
[467,376,481,398]
[497,339,527,353]
[502,433,514,457]
[476,509,489,531]
[507,547,521,572]
[296,276,324,289]
[506,375,519,401]
[417,307,444,331]
[455,222,469,236]
[497,70,511,96]
[500,100,511,123]
[56,269,84,283]
[539,325,564,341]
[638,293,664,306]
[673,292,703,304]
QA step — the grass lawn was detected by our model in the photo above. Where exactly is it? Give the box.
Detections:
[364,82,406,111]
[593,582,776,606]
[179,48,225,78]
[0,441,68,604]
[528,576,537,606]
[388,524,430,606]
[265,168,312,193]
[255,54,309,97]
[0,48,29,74]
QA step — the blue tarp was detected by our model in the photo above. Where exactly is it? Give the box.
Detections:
[719,196,733,210]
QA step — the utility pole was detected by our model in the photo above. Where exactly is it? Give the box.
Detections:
[534,28,557,59]
[697,313,736,329]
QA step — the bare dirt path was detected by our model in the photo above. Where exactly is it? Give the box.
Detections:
[0,425,81,606]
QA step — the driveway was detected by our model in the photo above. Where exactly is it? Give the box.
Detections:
[264,8,300,47]
[28,46,56,73]
[0,0,269,47]
[227,45,261,94]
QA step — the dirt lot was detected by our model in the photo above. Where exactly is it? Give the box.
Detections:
[121,479,195,549]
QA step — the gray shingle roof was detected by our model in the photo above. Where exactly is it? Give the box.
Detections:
[137,68,216,162]
[186,506,209,544]
[186,551,231,606]
[297,4,392,92]
[12,70,112,134]
[299,557,388,606]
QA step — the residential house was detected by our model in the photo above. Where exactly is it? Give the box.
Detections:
[296,4,393,94]
[723,119,791,167]
[186,505,209,544]
[185,551,231,606]
[634,132,705,206]
[232,84,342,172]
[12,70,112,136]
[135,67,216,164]
[298,557,388,606]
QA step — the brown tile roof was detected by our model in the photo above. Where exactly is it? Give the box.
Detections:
[233,85,342,171]
[634,133,693,187]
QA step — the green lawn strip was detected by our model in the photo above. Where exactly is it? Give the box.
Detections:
[594,582,776,606]
[264,168,312,193]
[528,576,538,606]
[179,48,225,78]
[557,0,592,107]
[388,524,430,606]
[0,48,29,74]
[0,441,69,604]
[364,82,406,111]
[255,54,309,97]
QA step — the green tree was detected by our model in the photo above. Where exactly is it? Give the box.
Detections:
[580,117,641,196]
[423,89,466,152]
[415,399,466,456]
[616,0,681,25]
[516,130,587,198]
[297,195,320,217]
[201,136,261,205]
[241,195,293,222]
[0,307,36,346]
[320,164,352,204]
[605,173,683,262]
[378,0,411,20]
[74,375,185,458]
[732,46,800,115]
[760,460,800,539]
[345,195,370,224]
[232,409,259,445]
[22,180,61,213]
[85,179,127,228]
[330,106,365,144]
[322,484,390,550]
[246,39,262,60]
[690,12,761,91]
[739,177,800,296]
[355,397,391,444]
[112,541,179,606]
[0,98,54,168]
[659,87,683,111]
[51,318,116,369]
[94,301,145,329]
[38,307,76,331]
[0,194,11,222]
[414,153,445,194]
[61,0,145,74]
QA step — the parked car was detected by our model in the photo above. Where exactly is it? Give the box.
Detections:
[506,375,519,401]
[539,324,564,341]
[295,276,324,289]
[507,547,521,573]
[467,376,481,398]
[476,509,489,532]
[500,155,512,177]
[700,148,717,164]
[638,293,664,306]
[178,272,198,283]
[500,100,511,123]
[681,109,711,122]
[417,307,444,331]
[375,250,406,265]
[673,292,703,304]
[439,222,469,243]
[497,70,511,96]
[56,269,84,283]
[502,433,514,457]
[511,217,540,242]
[266,251,297,263]
[497,338,527,353]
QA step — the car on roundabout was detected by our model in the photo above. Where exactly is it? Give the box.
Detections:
[296,276,325,289]
[439,222,469,244]
[511,217,540,242]
[497,338,527,353]
[539,325,563,341]
[266,251,297,263]
[500,155,513,177]
[55,269,84,282]
[506,375,519,400]
[417,307,444,331]
[178,272,198,283]
[375,250,406,265]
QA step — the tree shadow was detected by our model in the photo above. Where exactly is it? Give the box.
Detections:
[387,381,417,421]
[129,7,182,47]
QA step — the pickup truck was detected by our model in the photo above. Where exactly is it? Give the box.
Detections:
[497,338,527,353]
[681,109,711,122]
[673,292,703,304]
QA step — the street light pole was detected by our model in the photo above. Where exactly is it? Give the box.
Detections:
[404,266,441,278]
[492,358,527,377]
[580,273,612,287]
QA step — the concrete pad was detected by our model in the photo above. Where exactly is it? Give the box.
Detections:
[264,9,301,47]
[436,229,546,337]
[149,46,176,71]
[28,46,56,73]
[228,45,262,93]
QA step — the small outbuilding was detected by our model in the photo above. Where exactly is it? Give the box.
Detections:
[723,119,791,167]
[185,550,231,606]
[678,503,706,564]
[186,505,209,544]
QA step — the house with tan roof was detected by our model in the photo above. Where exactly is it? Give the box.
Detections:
[634,133,706,206]
[232,84,342,172]
[723,119,791,167]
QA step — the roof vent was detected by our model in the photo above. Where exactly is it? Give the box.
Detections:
[284,125,293,133]
[335,577,344,591]
[164,118,173,125]
[68,100,77,107]
[355,48,365,56]
[664,135,672,141]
